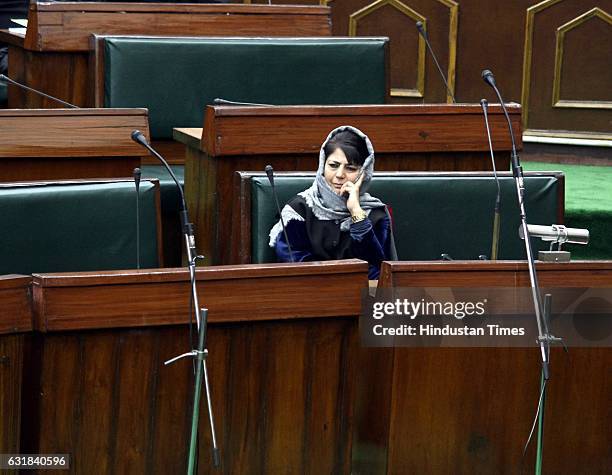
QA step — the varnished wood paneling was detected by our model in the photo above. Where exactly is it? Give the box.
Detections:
[0,335,25,465]
[3,2,331,109]
[32,261,367,331]
[0,275,32,334]
[20,3,331,52]
[6,47,90,108]
[522,1,611,134]
[379,260,612,288]
[201,104,521,156]
[180,104,518,264]
[358,260,612,474]
[24,263,365,474]
[0,277,30,461]
[0,109,148,158]
[0,109,148,182]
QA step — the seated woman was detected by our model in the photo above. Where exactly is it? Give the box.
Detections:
[269,125,396,279]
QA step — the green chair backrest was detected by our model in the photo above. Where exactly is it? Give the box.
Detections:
[250,172,563,263]
[102,36,388,138]
[0,180,160,275]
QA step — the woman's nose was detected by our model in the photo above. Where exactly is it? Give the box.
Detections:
[335,166,345,178]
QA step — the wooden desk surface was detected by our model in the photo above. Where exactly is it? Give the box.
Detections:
[0,108,149,181]
[0,108,149,158]
[24,260,365,473]
[32,260,368,331]
[355,259,612,474]
[4,3,331,52]
[194,103,522,157]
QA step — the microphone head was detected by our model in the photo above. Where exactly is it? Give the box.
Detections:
[481,69,496,86]
[131,129,147,145]
[480,98,488,109]
[265,165,274,186]
[133,167,141,190]
[415,21,426,37]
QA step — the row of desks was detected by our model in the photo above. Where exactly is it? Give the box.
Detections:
[0,103,519,178]
[2,260,610,473]
[0,2,332,109]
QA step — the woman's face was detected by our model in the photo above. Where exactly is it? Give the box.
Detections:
[324,148,362,195]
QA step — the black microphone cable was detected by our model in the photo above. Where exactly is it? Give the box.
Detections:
[480,99,502,260]
[0,73,78,108]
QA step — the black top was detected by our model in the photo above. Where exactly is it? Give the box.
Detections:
[275,195,393,279]
[286,195,389,261]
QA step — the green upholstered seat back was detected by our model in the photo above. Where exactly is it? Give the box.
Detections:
[102,37,388,138]
[0,180,160,275]
[251,173,563,263]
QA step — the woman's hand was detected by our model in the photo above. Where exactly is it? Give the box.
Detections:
[340,173,365,216]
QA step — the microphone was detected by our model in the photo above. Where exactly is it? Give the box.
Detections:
[213,98,273,107]
[481,69,496,88]
[481,69,521,179]
[482,69,550,380]
[265,165,295,263]
[0,74,78,108]
[519,224,589,246]
[480,98,502,260]
[130,130,196,259]
[415,21,456,103]
[133,167,142,269]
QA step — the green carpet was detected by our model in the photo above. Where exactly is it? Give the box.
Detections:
[522,161,612,259]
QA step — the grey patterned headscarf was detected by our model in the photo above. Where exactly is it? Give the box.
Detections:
[269,125,387,246]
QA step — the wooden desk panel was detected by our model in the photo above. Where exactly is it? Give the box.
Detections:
[24,261,367,473]
[0,108,149,181]
[355,261,612,474]
[201,104,521,157]
[178,104,521,265]
[0,275,32,460]
[2,2,331,109]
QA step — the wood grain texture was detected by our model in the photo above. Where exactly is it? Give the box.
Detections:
[32,260,368,331]
[21,3,330,52]
[0,109,149,181]
[353,260,612,474]
[23,262,364,474]
[7,47,90,108]
[0,334,25,461]
[0,275,32,335]
[7,3,329,109]
[0,109,149,158]
[201,104,522,156]
[181,105,517,264]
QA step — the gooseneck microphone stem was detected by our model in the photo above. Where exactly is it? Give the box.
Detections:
[481,70,548,377]
[415,22,456,104]
[133,167,142,270]
[131,130,220,472]
[0,74,79,108]
[480,99,501,260]
[482,70,550,475]
[213,98,273,107]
